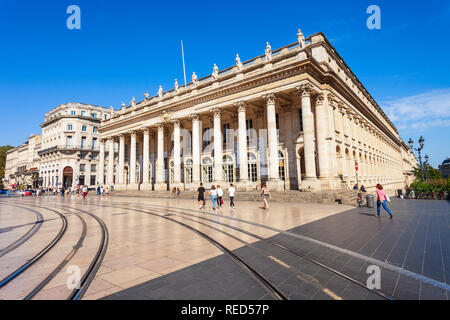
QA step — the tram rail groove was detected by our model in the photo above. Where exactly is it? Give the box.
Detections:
[121,201,450,294]
[0,203,44,258]
[105,202,391,300]
[34,200,109,301]
[62,201,288,301]
[0,202,68,290]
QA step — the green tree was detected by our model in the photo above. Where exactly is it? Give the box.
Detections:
[0,145,14,188]
[412,164,442,181]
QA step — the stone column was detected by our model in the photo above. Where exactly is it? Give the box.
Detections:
[172,120,183,189]
[118,134,125,186]
[190,114,201,189]
[129,131,137,189]
[150,131,155,184]
[107,138,114,186]
[98,139,105,185]
[263,93,283,191]
[235,101,251,191]
[141,128,151,190]
[155,124,167,190]
[315,93,332,185]
[212,108,224,184]
[297,84,319,190]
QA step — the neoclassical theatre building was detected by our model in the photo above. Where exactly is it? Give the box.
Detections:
[98,30,417,192]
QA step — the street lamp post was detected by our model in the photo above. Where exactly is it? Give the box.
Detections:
[408,136,425,182]
[424,154,430,181]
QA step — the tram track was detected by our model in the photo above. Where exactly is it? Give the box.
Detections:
[0,202,68,291]
[0,203,44,258]
[61,200,288,300]
[114,201,395,300]
[0,199,108,300]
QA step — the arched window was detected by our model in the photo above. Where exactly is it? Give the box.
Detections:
[248,153,257,182]
[185,159,193,184]
[222,155,234,183]
[202,157,213,183]
[278,151,285,181]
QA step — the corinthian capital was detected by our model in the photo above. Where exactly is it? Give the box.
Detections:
[263,92,276,105]
[211,108,221,118]
[315,93,326,106]
[189,113,199,122]
[234,101,246,113]
[296,83,313,98]
[172,119,181,128]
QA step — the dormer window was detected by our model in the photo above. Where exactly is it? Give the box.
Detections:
[81,110,86,116]
[71,110,76,116]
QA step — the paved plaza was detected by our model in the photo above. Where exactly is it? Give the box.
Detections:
[0,195,448,300]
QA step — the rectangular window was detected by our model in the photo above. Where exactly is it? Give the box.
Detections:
[81,110,86,116]
[222,123,230,144]
[81,137,86,149]
[92,113,97,118]
[298,109,303,132]
[104,114,107,120]
[71,110,76,116]
[93,126,97,133]
[203,128,211,148]
[80,164,86,172]
[80,153,86,159]
[90,175,96,186]
[67,124,72,131]
[82,125,87,132]
[92,138,97,149]
[91,164,96,172]
[91,153,97,160]
[246,119,253,142]
[66,136,72,148]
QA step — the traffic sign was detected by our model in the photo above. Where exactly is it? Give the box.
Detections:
[355,161,359,171]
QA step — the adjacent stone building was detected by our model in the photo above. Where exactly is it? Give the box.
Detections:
[98,30,417,193]
[439,157,450,179]
[38,103,114,188]
[4,134,41,188]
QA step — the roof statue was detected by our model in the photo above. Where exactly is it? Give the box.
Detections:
[144,91,149,100]
[265,42,272,62]
[235,54,243,71]
[174,79,179,92]
[212,64,219,80]
[297,28,305,48]
[192,72,199,87]
[158,85,163,98]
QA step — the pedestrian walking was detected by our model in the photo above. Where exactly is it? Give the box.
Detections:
[227,183,236,208]
[100,185,104,198]
[210,185,217,211]
[260,183,271,209]
[111,182,114,192]
[376,184,393,218]
[197,183,206,209]
[82,185,88,200]
[97,185,101,196]
[76,186,80,200]
[105,187,109,199]
[216,185,223,208]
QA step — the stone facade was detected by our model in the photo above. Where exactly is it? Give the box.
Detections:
[98,31,417,193]
[38,103,113,188]
[4,134,41,188]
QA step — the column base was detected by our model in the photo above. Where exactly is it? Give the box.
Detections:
[266,179,285,191]
[170,182,185,191]
[126,183,139,191]
[154,183,168,191]
[140,183,153,191]
[300,178,322,191]
[190,182,202,191]
[236,180,254,191]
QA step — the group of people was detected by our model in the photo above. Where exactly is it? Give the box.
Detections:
[96,185,110,198]
[196,182,273,211]
[197,183,236,211]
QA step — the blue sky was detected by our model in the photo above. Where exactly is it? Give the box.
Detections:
[0,0,449,167]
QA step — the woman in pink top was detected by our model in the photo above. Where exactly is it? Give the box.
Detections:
[376,184,393,218]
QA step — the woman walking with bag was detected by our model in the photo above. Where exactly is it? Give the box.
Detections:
[260,183,271,210]
[376,184,393,218]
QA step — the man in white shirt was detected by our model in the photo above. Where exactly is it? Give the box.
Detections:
[217,185,224,208]
[227,183,236,209]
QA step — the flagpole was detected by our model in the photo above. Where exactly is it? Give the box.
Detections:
[181,40,187,87]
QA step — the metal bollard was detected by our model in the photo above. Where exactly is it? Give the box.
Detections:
[366,194,375,208]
